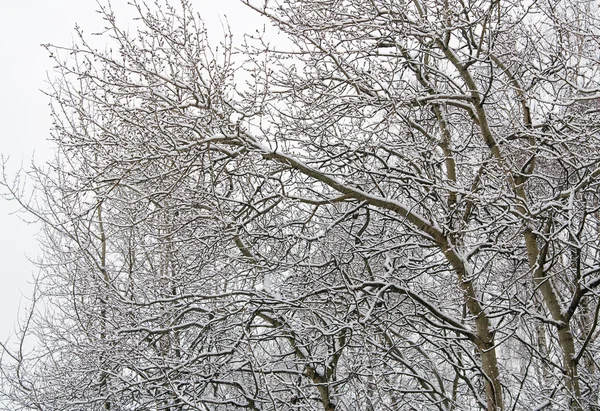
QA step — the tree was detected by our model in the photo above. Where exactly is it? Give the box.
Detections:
[2,0,600,410]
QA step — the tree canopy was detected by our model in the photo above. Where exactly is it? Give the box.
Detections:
[2,0,600,410]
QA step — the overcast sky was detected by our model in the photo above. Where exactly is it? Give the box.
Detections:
[0,0,261,342]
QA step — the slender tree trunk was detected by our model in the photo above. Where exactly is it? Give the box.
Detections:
[524,228,582,410]
[97,202,111,410]
[443,247,503,411]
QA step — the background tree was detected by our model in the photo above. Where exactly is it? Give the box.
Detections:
[2,0,600,410]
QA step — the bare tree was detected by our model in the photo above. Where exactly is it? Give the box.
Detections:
[2,0,600,410]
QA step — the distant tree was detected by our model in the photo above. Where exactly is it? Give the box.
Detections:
[2,0,600,410]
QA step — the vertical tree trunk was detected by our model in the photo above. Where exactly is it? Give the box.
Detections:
[524,228,582,410]
[443,247,503,411]
[97,202,111,410]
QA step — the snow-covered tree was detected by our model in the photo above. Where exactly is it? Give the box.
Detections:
[2,0,600,410]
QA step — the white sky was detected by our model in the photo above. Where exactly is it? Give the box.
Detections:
[0,0,263,342]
